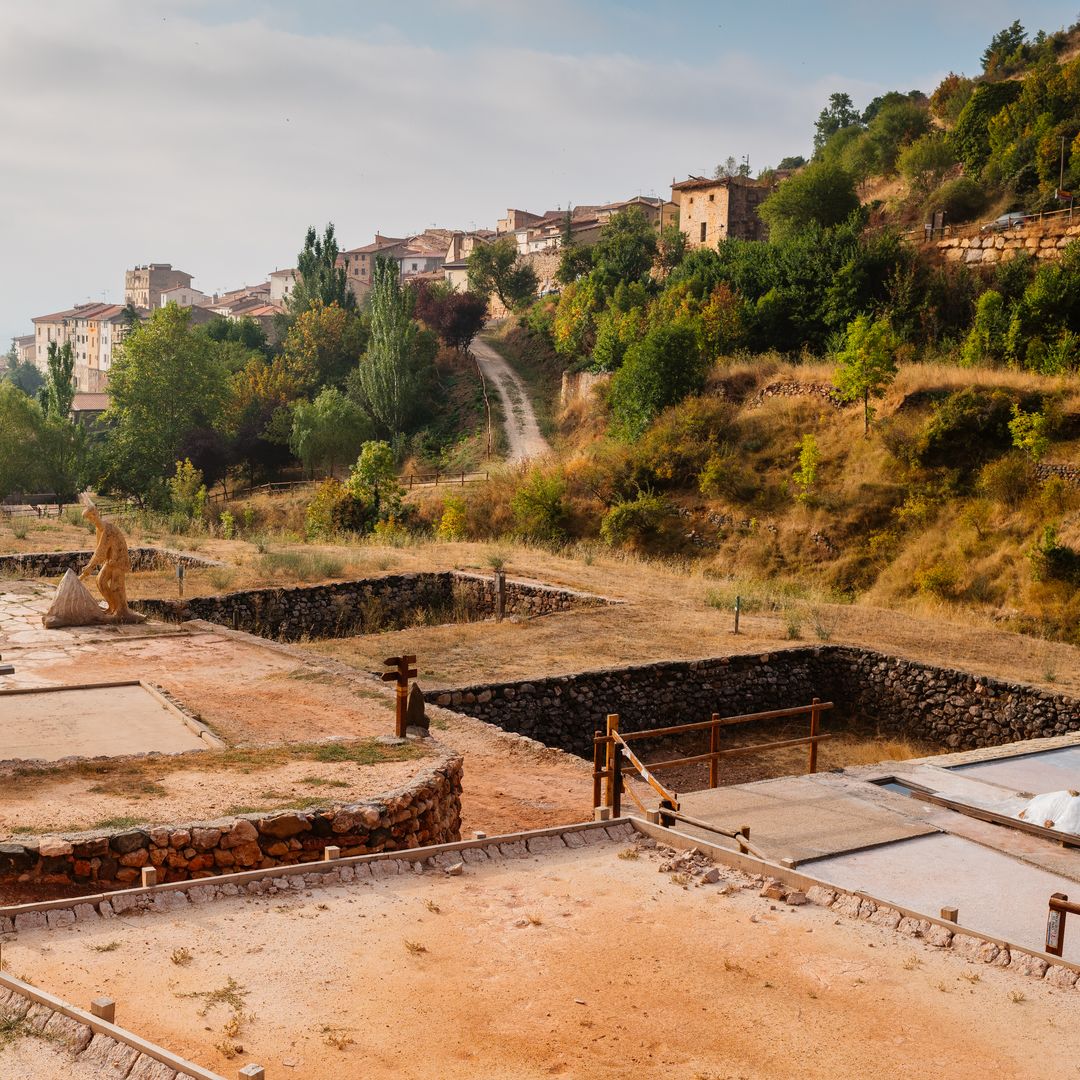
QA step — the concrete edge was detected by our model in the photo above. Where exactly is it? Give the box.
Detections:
[140,681,225,749]
[629,817,1080,981]
[0,817,628,921]
[0,970,226,1080]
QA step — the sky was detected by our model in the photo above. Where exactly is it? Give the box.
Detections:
[1,0,1077,344]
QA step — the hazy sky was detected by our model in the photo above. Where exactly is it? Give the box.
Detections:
[2,1,1076,343]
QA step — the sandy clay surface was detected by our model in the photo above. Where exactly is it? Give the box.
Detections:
[0,1038,112,1080]
[6,836,1080,1080]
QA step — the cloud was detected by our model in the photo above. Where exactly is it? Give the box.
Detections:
[0,1,882,338]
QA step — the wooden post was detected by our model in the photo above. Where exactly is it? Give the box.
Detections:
[592,730,603,811]
[382,654,417,738]
[733,595,741,635]
[1047,893,1069,957]
[612,746,622,818]
[808,697,820,774]
[605,714,619,810]
[709,713,720,789]
[495,570,506,622]
[738,825,750,855]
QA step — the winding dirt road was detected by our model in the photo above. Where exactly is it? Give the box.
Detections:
[470,335,551,464]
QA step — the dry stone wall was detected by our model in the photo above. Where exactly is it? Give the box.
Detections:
[133,572,611,642]
[0,755,462,890]
[935,218,1080,265]
[435,645,1080,757]
[0,547,216,577]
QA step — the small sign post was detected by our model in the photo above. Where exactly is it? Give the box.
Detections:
[382,654,417,739]
[1047,892,1069,957]
[176,562,185,599]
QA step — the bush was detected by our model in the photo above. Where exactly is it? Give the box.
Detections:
[510,469,567,541]
[610,322,706,439]
[631,396,736,489]
[219,509,235,540]
[977,453,1035,508]
[792,434,821,504]
[599,490,671,547]
[167,459,207,520]
[305,479,370,540]
[915,388,1017,474]
[1029,524,1080,584]
[915,560,960,599]
[436,497,468,541]
[923,176,987,224]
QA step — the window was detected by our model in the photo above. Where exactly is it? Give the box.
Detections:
[700,222,707,243]
[709,193,715,202]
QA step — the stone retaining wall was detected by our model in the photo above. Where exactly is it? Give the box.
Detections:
[935,219,1080,265]
[0,547,217,578]
[133,571,612,642]
[0,755,462,890]
[748,381,845,410]
[1036,461,1080,487]
[435,645,1080,757]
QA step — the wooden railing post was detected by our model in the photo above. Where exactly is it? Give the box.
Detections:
[605,714,619,809]
[709,713,720,788]
[612,747,622,818]
[808,696,820,774]
[592,730,603,811]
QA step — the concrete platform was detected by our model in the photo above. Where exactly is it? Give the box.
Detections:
[804,831,1080,963]
[0,683,207,761]
[678,774,937,862]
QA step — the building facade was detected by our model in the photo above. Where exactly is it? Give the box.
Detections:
[670,175,773,246]
[124,263,193,309]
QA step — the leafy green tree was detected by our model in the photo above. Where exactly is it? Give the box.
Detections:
[5,357,44,396]
[345,439,402,520]
[289,223,355,315]
[510,468,567,540]
[592,206,658,285]
[961,290,1009,367]
[349,258,436,437]
[1008,404,1050,461]
[657,224,688,275]
[39,341,76,420]
[610,322,706,439]
[167,458,208,519]
[792,434,821,503]
[290,387,370,477]
[757,162,860,242]
[864,101,931,175]
[814,92,862,152]
[281,301,367,391]
[467,236,538,310]
[776,155,807,170]
[0,382,44,496]
[99,305,229,506]
[833,314,899,435]
[982,20,1027,74]
[898,134,957,192]
[950,81,1022,172]
[556,245,594,286]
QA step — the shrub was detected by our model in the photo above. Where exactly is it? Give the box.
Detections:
[599,490,671,547]
[792,434,821,504]
[915,388,1016,474]
[168,459,207,520]
[610,321,706,439]
[1008,405,1050,461]
[510,469,567,541]
[219,510,235,540]
[1029,524,1080,584]
[436,497,468,541]
[915,561,960,599]
[977,453,1034,508]
[631,396,736,489]
[923,176,987,224]
[305,479,370,540]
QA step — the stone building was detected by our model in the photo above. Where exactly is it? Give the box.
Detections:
[671,175,773,246]
[123,263,193,309]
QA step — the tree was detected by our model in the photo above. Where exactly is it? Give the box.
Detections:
[832,314,899,435]
[99,305,229,505]
[288,222,355,315]
[591,206,658,285]
[610,321,706,438]
[714,155,750,178]
[290,387,369,477]
[39,340,76,420]
[348,257,436,437]
[757,161,860,242]
[411,281,488,352]
[281,301,367,391]
[345,439,402,520]
[897,133,957,192]
[982,20,1027,74]
[5,357,44,396]
[657,225,688,275]
[467,236,538,311]
[814,92,862,152]
[0,382,45,497]
[776,155,807,170]
[792,434,821,503]
[120,302,142,329]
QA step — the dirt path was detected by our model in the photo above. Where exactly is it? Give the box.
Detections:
[470,335,551,464]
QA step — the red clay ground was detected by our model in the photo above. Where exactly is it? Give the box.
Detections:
[5,836,1079,1080]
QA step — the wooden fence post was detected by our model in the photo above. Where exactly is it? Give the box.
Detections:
[592,731,603,811]
[612,746,622,818]
[605,714,619,809]
[709,713,720,788]
[808,696,820,774]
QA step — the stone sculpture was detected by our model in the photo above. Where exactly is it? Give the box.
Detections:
[41,504,146,628]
